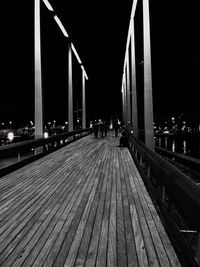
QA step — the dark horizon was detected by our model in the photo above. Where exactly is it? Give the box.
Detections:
[1,1,200,127]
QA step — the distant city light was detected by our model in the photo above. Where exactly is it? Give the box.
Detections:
[54,15,69,37]
[42,0,54,11]
[8,132,14,141]
[44,132,49,138]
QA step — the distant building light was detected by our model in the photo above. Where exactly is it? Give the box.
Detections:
[44,132,49,139]
[8,132,14,141]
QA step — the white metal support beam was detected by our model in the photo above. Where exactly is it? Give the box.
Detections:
[126,51,131,124]
[81,66,86,129]
[68,42,73,132]
[143,0,154,150]
[34,0,43,139]
[130,18,138,137]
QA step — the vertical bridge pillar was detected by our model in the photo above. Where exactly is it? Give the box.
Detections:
[126,52,131,126]
[82,66,86,129]
[143,0,154,150]
[122,0,154,149]
[130,18,138,137]
[68,42,73,132]
[34,0,43,139]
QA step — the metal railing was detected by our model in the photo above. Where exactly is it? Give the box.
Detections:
[0,128,92,178]
[155,146,200,173]
[127,130,200,267]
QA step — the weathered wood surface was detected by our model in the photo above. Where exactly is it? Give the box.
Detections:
[0,132,181,266]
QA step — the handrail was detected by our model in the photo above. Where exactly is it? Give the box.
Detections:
[127,130,200,266]
[0,128,91,155]
[128,131,200,227]
[155,146,200,172]
[0,128,92,177]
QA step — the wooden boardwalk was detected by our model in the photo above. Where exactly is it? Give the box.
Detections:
[0,132,181,266]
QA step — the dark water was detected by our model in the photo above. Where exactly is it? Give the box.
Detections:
[154,134,200,159]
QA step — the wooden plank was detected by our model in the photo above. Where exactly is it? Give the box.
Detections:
[83,147,111,267]
[129,153,181,267]
[1,153,90,266]
[126,154,171,267]
[122,148,181,266]
[42,139,107,267]
[115,148,128,266]
[123,150,160,266]
[119,148,149,267]
[107,150,117,267]
[64,146,110,267]
[95,147,113,267]
[13,138,103,267]
[117,149,139,267]
[0,133,181,267]
[0,137,100,266]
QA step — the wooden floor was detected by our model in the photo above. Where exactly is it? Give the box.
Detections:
[0,132,181,267]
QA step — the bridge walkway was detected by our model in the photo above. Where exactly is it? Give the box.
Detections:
[0,131,181,266]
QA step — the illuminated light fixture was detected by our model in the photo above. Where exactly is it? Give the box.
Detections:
[42,3,89,81]
[8,132,14,142]
[54,15,69,37]
[71,43,82,64]
[42,0,54,11]
[44,132,49,138]
[81,65,88,80]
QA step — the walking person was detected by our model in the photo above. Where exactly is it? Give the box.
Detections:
[113,120,120,137]
[104,121,109,137]
[93,120,99,138]
[99,121,105,138]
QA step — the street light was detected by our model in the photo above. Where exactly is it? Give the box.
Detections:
[81,65,88,80]
[42,0,54,11]
[71,44,82,64]
[54,15,69,37]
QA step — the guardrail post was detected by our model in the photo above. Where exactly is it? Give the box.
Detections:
[140,154,143,165]
[134,148,137,158]
[17,153,21,162]
[162,185,166,203]
[147,166,150,178]
[197,232,200,264]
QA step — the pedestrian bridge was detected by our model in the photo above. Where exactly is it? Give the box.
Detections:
[0,132,181,266]
[1,0,200,266]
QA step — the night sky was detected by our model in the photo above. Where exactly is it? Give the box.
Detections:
[1,0,200,127]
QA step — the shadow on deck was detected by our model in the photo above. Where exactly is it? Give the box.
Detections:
[0,131,181,266]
